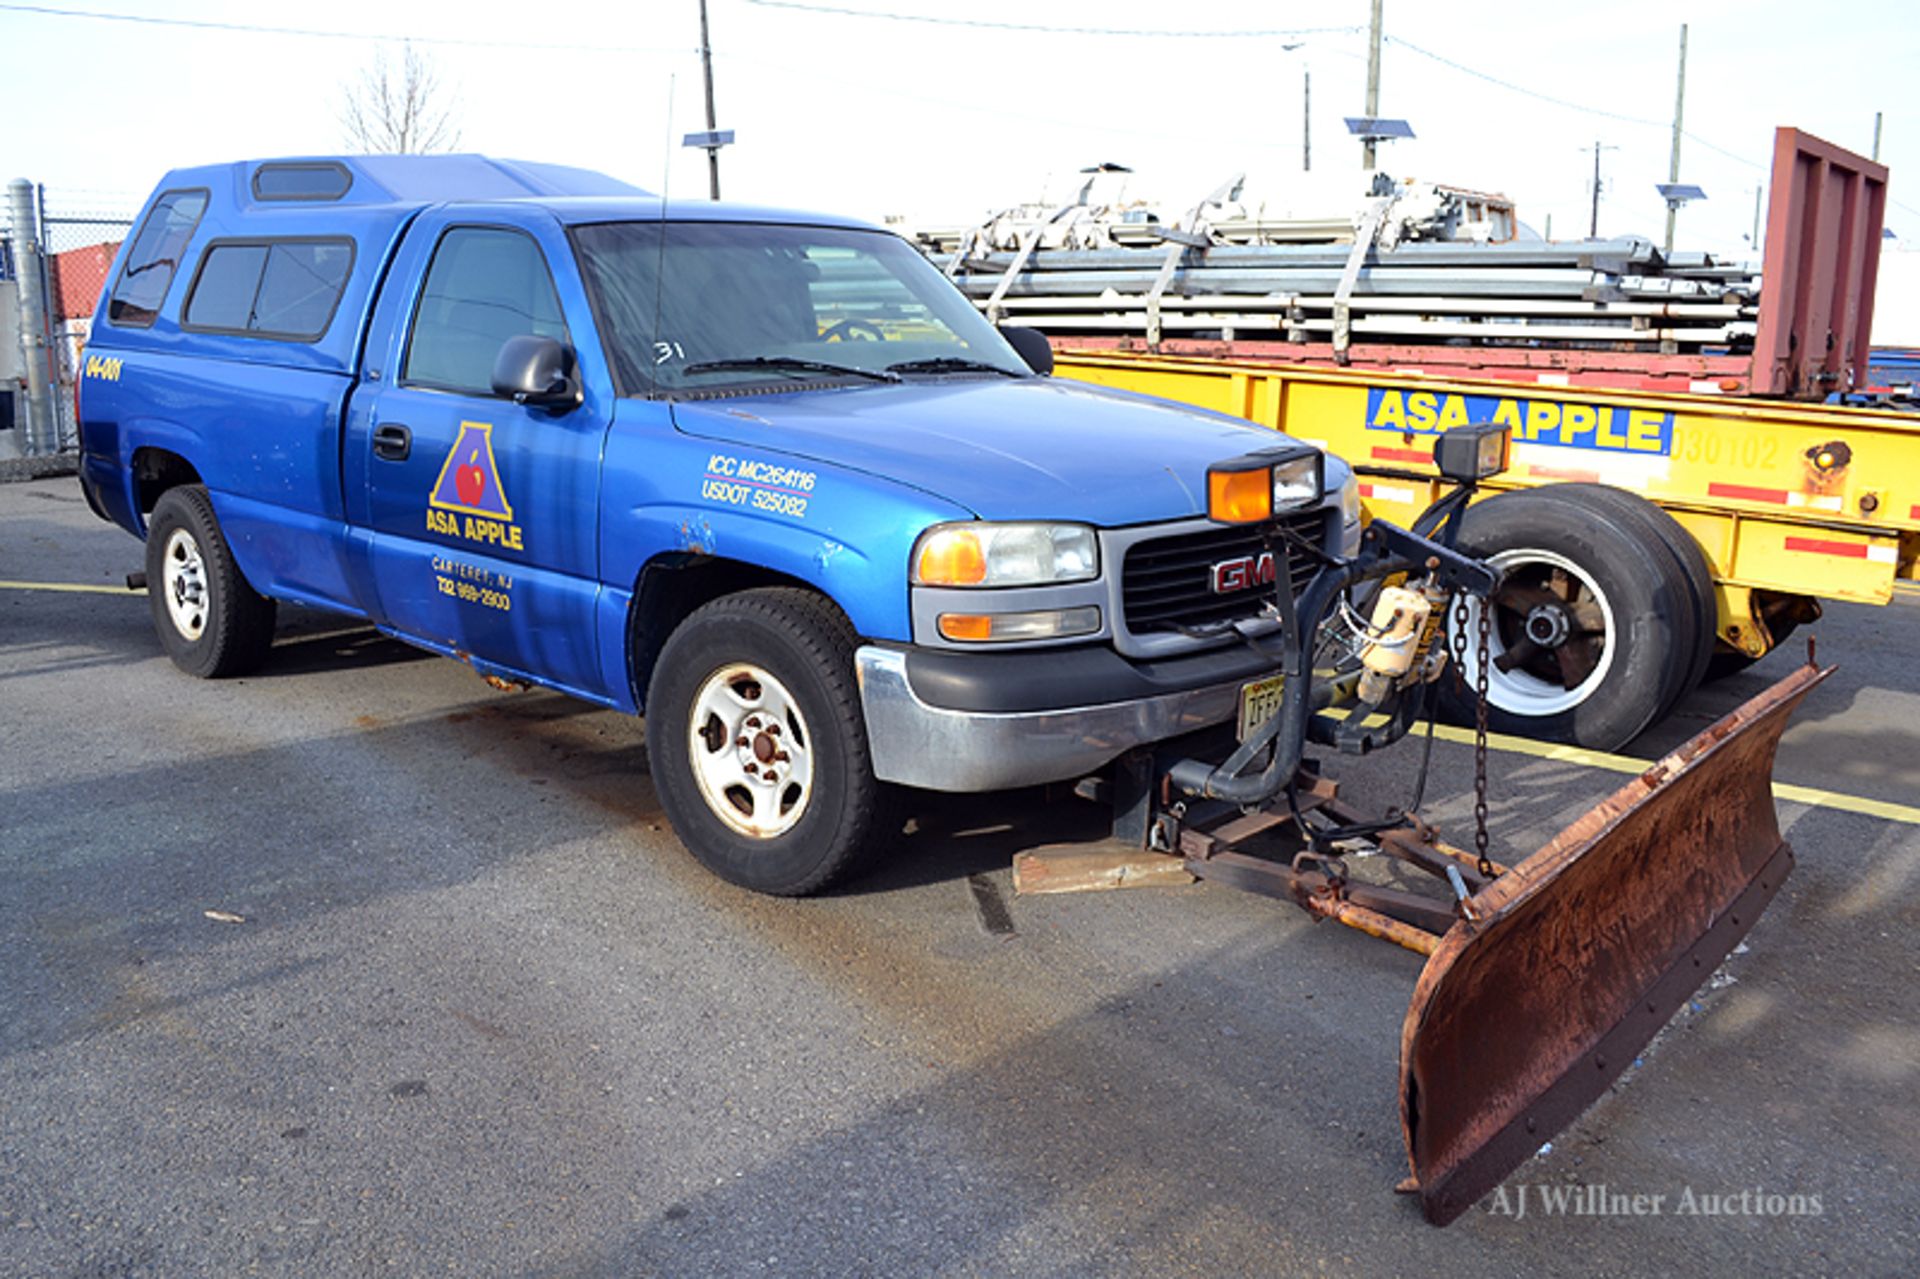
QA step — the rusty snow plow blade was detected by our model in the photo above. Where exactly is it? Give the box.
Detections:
[1399,660,1830,1226]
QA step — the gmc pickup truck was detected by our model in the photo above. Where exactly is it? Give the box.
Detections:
[78,155,1361,894]
[80,155,1824,1226]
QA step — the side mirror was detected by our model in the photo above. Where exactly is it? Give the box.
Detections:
[491,335,581,409]
[999,325,1053,377]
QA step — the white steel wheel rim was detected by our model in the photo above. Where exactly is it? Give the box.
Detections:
[1459,548,1617,717]
[686,663,816,839]
[161,528,210,641]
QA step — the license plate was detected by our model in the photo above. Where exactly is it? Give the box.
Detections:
[1236,673,1287,742]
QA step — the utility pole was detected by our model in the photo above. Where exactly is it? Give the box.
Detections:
[1303,68,1311,172]
[697,0,722,200]
[1751,185,1763,253]
[1586,140,1617,238]
[1872,110,1883,162]
[1362,0,1383,169]
[1664,23,1688,254]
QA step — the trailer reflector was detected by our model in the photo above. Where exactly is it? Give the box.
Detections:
[1359,482,1418,505]
[1783,536,1873,559]
[1707,481,1791,505]
[1525,464,1602,483]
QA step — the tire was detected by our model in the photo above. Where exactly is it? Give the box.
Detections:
[1438,486,1694,751]
[645,587,895,896]
[145,485,277,678]
[1536,484,1716,716]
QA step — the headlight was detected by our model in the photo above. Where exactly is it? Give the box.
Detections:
[912,522,1099,587]
[1339,471,1362,524]
[1434,422,1512,483]
[1272,455,1321,511]
[1206,446,1324,524]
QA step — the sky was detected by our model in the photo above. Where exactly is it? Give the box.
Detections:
[3,0,1915,267]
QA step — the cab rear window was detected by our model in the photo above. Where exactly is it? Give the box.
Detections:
[107,188,209,327]
[182,239,355,341]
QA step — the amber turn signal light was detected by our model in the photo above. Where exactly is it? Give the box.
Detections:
[1207,467,1273,525]
[915,528,989,585]
[937,613,995,641]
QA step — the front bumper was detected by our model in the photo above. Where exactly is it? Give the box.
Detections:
[854,642,1279,792]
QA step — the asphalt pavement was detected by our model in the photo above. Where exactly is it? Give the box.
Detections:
[2,474,1915,1276]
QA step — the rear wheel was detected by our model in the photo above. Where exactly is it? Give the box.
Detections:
[145,485,277,678]
[1535,483,1716,717]
[646,588,895,896]
[1440,486,1698,750]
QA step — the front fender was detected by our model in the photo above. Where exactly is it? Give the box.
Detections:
[605,495,945,644]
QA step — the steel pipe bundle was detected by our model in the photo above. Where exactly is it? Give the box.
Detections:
[927,235,1761,352]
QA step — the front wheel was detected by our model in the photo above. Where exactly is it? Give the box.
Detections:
[645,588,895,895]
[145,485,277,678]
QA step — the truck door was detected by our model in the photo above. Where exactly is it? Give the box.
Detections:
[342,208,613,699]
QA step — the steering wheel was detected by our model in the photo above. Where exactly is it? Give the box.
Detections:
[821,319,885,342]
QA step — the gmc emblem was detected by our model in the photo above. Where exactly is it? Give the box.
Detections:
[1210,551,1277,594]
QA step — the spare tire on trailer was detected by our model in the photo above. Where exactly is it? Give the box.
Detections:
[1437,485,1706,751]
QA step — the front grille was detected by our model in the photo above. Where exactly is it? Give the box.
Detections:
[1120,511,1326,636]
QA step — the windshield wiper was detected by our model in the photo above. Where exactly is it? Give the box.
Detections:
[885,357,1023,377]
[682,356,900,383]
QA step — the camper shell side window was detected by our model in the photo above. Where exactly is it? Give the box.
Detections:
[107,188,210,328]
[180,237,357,342]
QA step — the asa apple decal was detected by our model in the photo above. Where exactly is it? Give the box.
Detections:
[455,449,486,505]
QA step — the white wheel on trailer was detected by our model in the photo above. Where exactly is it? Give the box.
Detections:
[1458,548,1617,719]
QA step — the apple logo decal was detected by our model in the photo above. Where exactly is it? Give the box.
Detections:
[455,448,486,506]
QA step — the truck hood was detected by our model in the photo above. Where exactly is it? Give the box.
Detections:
[671,377,1326,524]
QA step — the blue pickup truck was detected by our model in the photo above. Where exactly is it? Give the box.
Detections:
[78,154,1378,894]
[86,156,1809,1226]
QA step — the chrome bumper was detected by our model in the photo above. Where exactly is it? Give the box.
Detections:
[854,644,1259,793]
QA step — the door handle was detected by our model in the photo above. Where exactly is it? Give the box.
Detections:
[372,423,411,461]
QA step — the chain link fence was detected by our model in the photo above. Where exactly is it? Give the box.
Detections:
[3,182,135,456]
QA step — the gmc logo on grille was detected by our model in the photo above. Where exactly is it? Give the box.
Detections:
[1210,551,1278,594]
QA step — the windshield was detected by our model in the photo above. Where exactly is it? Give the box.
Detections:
[571,220,1030,393]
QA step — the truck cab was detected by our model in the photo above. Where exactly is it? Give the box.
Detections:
[79,154,1357,893]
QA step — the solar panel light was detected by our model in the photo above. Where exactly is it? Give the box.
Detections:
[1657,183,1707,205]
[1434,423,1512,484]
[1207,446,1324,525]
[1344,117,1415,140]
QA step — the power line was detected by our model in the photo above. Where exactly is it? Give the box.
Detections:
[743,0,1363,39]
[0,2,686,54]
[1681,132,1764,171]
[1385,35,1668,129]
[1388,34,1777,173]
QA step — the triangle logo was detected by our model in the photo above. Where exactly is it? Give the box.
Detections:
[428,421,515,521]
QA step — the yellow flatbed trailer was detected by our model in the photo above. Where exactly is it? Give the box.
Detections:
[1055,350,1920,745]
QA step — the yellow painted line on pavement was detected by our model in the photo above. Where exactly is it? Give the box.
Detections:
[0,578,136,596]
[1422,721,1920,827]
[4,575,1910,825]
